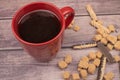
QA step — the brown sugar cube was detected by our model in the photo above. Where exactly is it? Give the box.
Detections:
[117,34,120,40]
[88,52,96,60]
[107,24,115,32]
[97,20,103,25]
[96,51,102,59]
[114,41,120,50]
[63,71,70,80]
[113,55,120,62]
[88,63,96,74]
[72,73,80,80]
[107,35,117,44]
[93,34,102,41]
[77,68,82,72]
[71,20,75,25]
[64,54,72,64]
[103,72,114,80]
[78,60,89,69]
[79,69,88,79]
[93,58,100,67]
[100,38,108,45]
[58,60,68,69]
[73,25,80,32]
[68,24,73,29]
[81,56,89,62]
[107,43,113,50]
[96,28,105,35]
[102,33,109,38]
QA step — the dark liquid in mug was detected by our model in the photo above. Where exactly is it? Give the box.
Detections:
[18,10,61,43]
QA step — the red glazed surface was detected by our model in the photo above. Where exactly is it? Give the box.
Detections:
[12,2,74,62]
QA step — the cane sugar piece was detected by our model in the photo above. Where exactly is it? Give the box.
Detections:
[117,34,120,40]
[96,51,102,59]
[96,28,105,35]
[58,60,68,69]
[77,68,82,72]
[86,4,97,21]
[114,41,120,50]
[107,25,115,32]
[113,55,120,62]
[78,60,89,69]
[68,24,73,29]
[103,72,114,80]
[88,52,96,60]
[93,58,100,67]
[107,43,113,50]
[80,69,88,79]
[107,35,117,44]
[64,54,72,64]
[81,56,89,62]
[73,25,80,32]
[63,71,70,80]
[100,38,108,45]
[102,33,109,38]
[97,20,103,25]
[90,20,101,28]
[72,73,80,80]
[93,34,102,41]
[71,20,75,25]
[88,63,96,74]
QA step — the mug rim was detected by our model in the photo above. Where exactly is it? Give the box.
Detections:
[12,2,65,46]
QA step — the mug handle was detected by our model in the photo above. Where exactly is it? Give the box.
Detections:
[60,6,75,29]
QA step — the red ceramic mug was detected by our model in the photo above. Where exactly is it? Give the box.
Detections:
[12,2,74,62]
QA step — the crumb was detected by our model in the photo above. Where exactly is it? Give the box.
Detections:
[58,60,68,69]
[73,25,80,32]
[113,55,120,62]
[103,72,114,80]
[93,34,102,41]
[80,69,88,79]
[96,51,102,59]
[72,73,80,80]
[63,71,70,80]
[107,35,117,44]
[88,52,96,60]
[114,41,120,50]
[107,43,113,50]
[64,54,72,64]
[88,63,96,74]
[93,58,100,67]
[101,38,108,45]
[78,60,89,69]
[81,56,89,62]
[107,25,115,32]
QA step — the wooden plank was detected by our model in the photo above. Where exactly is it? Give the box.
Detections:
[0,0,120,18]
[0,48,120,80]
[0,0,78,18]
[0,15,120,48]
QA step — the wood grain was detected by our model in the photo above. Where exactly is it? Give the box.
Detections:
[0,0,120,80]
[0,0,120,18]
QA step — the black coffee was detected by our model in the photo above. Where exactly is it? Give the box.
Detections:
[18,10,61,43]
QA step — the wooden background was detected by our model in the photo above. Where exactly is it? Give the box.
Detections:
[0,0,120,80]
